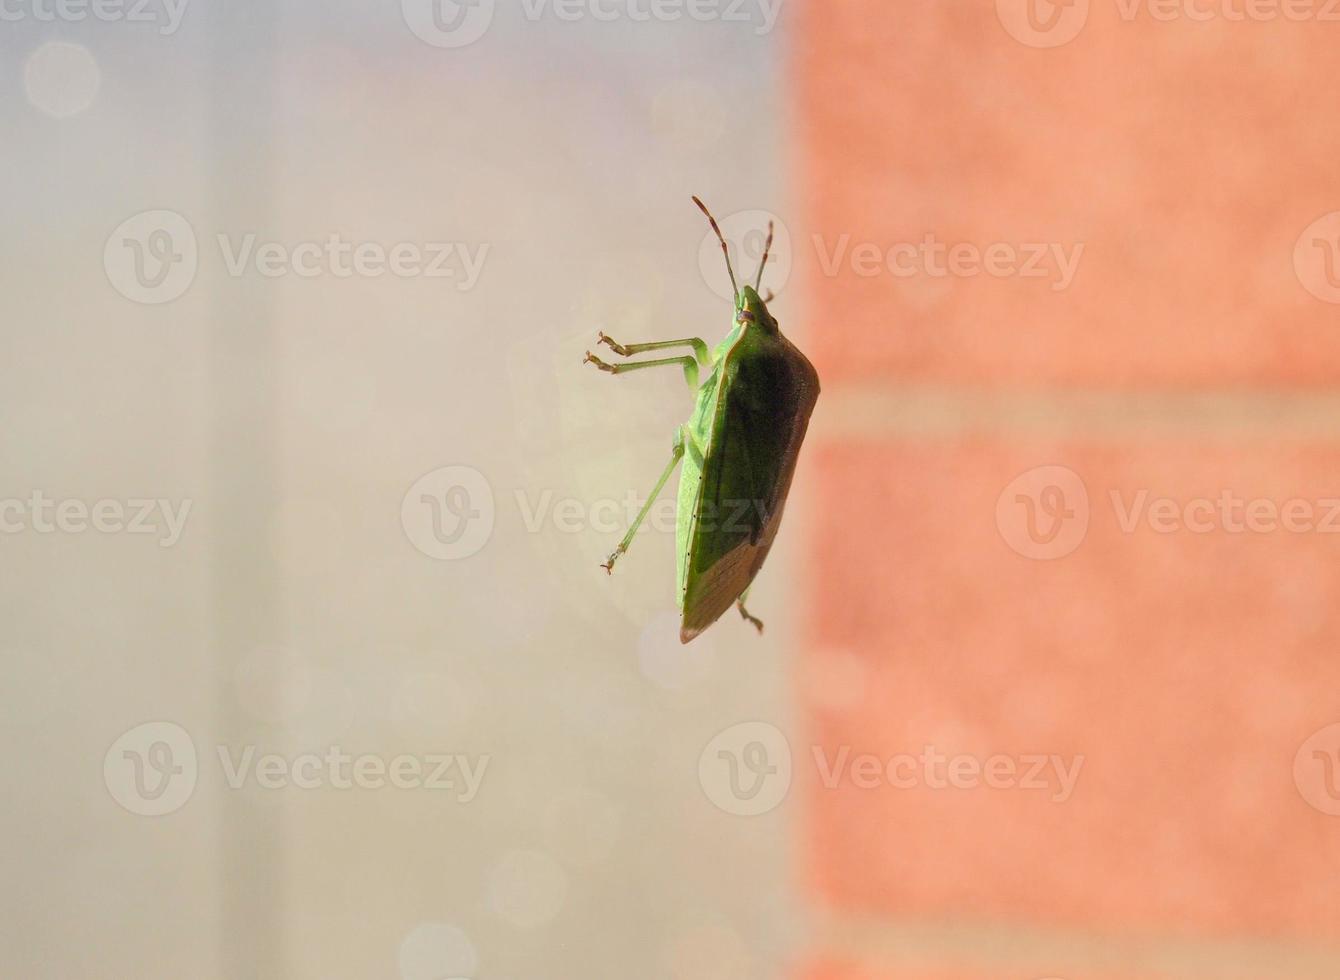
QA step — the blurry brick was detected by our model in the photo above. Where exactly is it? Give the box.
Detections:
[792,2,1340,385]
[801,962,995,980]
[802,440,1340,940]
[801,962,1134,980]
[801,962,979,980]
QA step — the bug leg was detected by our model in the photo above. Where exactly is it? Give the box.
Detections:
[736,588,765,634]
[760,289,774,304]
[602,429,686,574]
[583,351,699,390]
[736,600,765,634]
[597,332,711,366]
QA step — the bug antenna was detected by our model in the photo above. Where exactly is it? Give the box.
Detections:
[692,195,738,300]
[755,220,774,291]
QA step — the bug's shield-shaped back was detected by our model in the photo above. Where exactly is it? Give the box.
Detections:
[679,334,819,642]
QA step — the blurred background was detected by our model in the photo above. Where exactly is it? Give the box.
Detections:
[5,1,1340,978]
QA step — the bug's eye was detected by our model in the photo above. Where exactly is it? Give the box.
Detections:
[736,309,756,324]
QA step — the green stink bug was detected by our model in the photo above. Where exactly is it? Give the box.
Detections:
[584,197,820,644]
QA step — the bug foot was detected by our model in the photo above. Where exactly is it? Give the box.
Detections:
[596,332,631,356]
[737,602,765,634]
[601,547,624,574]
[578,348,613,372]
[583,351,616,373]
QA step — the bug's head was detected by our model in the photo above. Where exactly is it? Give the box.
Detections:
[692,196,777,331]
[735,285,778,334]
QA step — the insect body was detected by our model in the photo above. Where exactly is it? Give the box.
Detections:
[584,198,820,643]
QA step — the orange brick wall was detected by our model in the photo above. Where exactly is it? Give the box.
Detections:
[792,1,1340,976]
